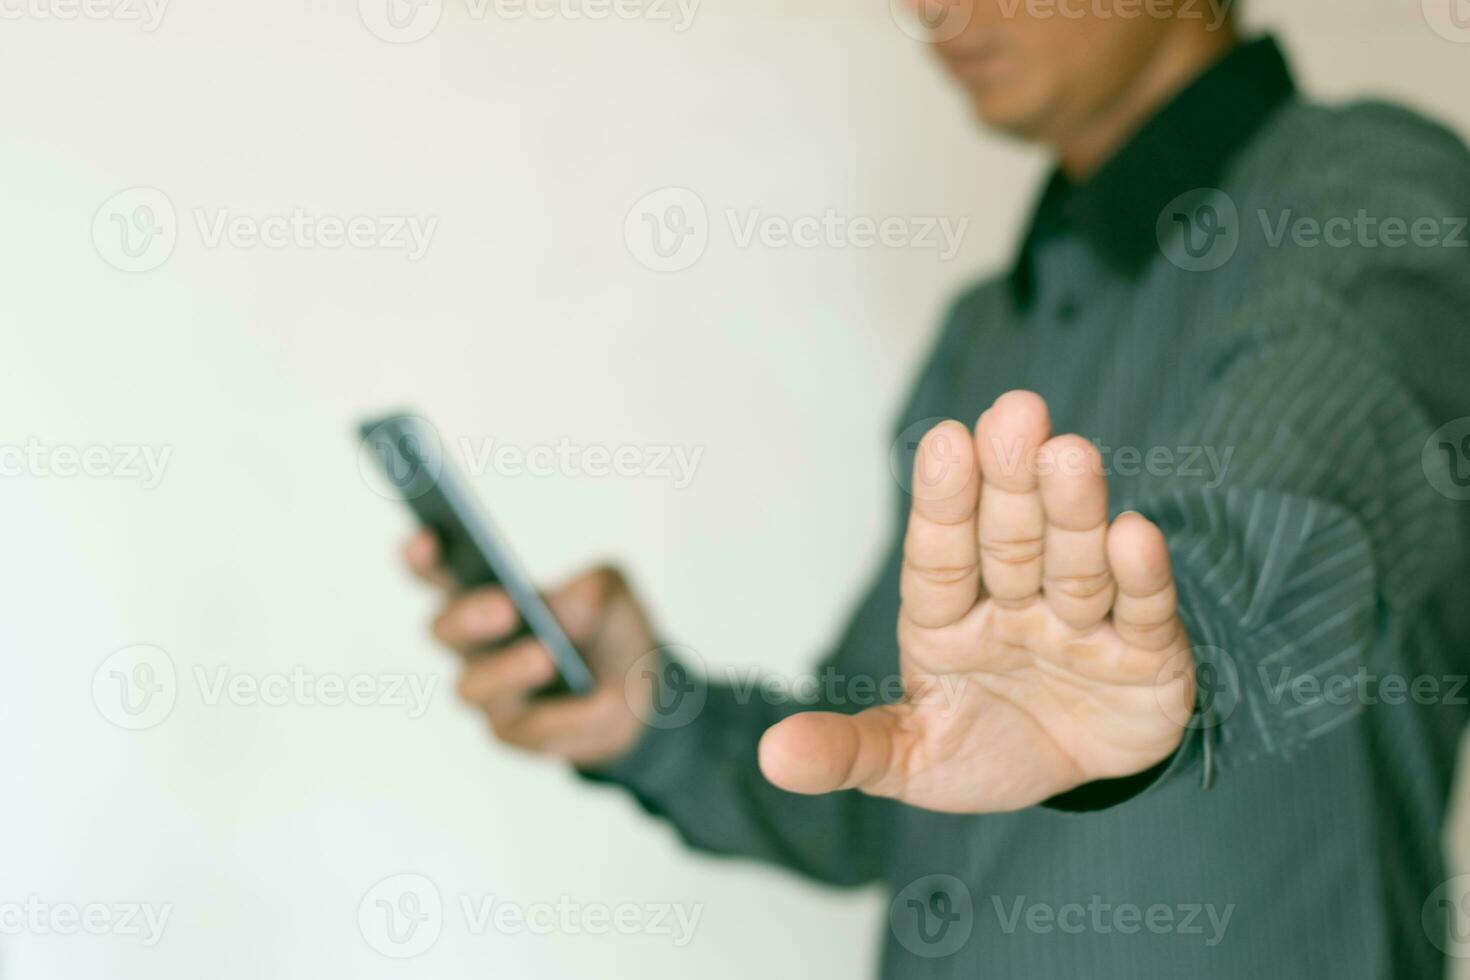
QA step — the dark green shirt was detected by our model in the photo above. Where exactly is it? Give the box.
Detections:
[587,36,1470,978]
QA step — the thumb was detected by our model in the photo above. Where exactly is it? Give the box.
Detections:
[758,706,907,796]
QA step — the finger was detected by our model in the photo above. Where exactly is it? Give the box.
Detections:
[976,390,1051,608]
[457,638,559,708]
[758,706,909,797]
[402,531,455,591]
[900,421,982,629]
[459,641,617,758]
[432,588,521,654]
[1107,511,1183,651]
[1037,434,1115,629]
[495,686,631,757]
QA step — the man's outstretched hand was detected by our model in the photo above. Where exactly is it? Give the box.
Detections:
[758,391,1197,813]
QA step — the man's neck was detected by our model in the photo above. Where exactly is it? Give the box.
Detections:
[1057,25,1240,181]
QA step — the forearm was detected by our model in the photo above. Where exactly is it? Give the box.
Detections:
[578,652,887,887]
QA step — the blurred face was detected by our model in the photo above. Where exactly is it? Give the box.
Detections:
[918,0,1200,145]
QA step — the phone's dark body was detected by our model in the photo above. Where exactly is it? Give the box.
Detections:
[360,413,595,696]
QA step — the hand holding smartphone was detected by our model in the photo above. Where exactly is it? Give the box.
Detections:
[360,412,595,696]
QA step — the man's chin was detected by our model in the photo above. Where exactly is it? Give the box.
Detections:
[967,89,1050,143]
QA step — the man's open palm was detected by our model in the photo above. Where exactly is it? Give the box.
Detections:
[759,391,1196,813]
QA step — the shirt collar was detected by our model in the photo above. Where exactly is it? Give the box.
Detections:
[1010,35,1296,310]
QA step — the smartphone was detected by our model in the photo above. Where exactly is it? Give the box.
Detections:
[359,412,595,696]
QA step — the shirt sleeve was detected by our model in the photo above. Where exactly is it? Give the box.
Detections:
[576,634,890,888]
[1049,108,1470,810]
[1069,229,1467,807]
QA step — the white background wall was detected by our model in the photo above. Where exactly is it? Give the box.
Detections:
[1,1,1467,977]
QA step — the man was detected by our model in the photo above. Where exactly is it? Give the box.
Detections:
[405,4,1470,975]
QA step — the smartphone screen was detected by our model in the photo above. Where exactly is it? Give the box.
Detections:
[359,413,595,695]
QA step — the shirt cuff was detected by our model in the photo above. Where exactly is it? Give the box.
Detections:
[573,646,709,808]
[1041,636,1223,813]
[1041,718,1213,812]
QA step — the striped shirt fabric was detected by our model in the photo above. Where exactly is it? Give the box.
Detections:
[583,36,1470,979]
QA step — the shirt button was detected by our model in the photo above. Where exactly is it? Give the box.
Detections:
[1057,296,1080,324]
